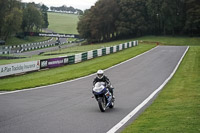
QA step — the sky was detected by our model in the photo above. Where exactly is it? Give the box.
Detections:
[21,0,98,11]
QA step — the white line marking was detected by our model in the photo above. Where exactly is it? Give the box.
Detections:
[0,46,158,95]
[106,46,189,133]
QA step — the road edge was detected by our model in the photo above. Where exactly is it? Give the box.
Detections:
[106,46,189,133]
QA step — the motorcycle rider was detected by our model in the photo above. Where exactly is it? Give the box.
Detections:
[93,70,114,98]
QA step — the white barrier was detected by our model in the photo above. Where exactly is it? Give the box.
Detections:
[0,61,40,77]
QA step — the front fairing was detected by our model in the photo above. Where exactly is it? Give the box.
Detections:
[93,87,107,95]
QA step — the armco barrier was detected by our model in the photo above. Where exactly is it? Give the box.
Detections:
[0,41,138,77]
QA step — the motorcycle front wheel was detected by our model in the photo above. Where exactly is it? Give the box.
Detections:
[98,97,106,112]
[109,98,114,108]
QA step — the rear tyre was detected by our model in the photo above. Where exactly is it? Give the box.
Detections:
[98,97,106,112]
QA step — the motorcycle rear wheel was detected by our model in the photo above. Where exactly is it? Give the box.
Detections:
[98,97,106,112]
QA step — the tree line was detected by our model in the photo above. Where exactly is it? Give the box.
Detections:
[0,0,49,41]
[50,5,83,15]
[77,0,200,43]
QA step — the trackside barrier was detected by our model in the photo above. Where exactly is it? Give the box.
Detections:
[46,40,138,68]
[0,41,138,77]
[0,38,54,54]
[0,61,40,77]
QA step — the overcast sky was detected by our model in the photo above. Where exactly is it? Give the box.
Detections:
[21,0,98,10]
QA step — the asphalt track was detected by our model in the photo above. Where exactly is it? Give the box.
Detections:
[0,46,188,133]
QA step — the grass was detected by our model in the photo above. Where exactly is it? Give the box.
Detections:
[4,36,51,46]
[121,46,200,133]
[48,12,79,34]
[0,44,155,91]
[137,36,200,46]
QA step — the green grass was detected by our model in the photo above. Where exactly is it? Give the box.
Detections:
[5,36,51,46]
[0,44,155,91]
[121,46,200,133]
[136,36,200,46]
[48,12,79,34]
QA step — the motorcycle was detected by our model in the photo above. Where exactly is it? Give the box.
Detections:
[92,82,115,112]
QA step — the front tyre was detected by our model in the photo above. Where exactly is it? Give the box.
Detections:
[109,98,114,108]
[98,97,106,112]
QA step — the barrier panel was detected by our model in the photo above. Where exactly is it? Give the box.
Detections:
[97,49,102,57]
[93,50,98,58]
[68,55,75,64]
[75,53,82,63]
[40,57,68,69]
[87,50,93,60]
[106,47,110,54]
[110,47,113,54]
[82,52,88,61]
[102,48,106,56]
[0,61,40,77]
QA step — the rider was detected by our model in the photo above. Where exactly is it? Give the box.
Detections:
[93,70,114,98]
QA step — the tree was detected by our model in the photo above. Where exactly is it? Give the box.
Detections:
[184,0,200,35]
[77,0,200,43]
[77,10,93,42]
[0,0,8,38]
[2,7,23,40]
[77,0,119,42]
[41,4,49,28]
[115,0,148,37]
[22,3,44,32]
[0,0,22,40]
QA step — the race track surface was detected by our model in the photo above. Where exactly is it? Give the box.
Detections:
[0,46,188,133]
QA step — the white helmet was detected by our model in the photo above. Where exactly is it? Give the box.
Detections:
[97,70,104,79]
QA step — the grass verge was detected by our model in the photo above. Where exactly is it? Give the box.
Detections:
[137,36,200,46]
[121,46,200,133]
[5,36,51,46]
[0,44,155,91]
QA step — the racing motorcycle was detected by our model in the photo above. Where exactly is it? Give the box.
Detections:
[92,82,115,112]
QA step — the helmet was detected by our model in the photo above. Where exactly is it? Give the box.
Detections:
[97,70,104,79]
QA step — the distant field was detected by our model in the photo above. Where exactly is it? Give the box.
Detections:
[48,12,79,34]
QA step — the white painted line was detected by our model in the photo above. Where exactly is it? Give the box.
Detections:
[106,46,189,133]
[0,46,158,95]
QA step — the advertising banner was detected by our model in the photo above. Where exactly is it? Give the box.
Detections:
[24,32,80,38]
[0,61,40,77]
[40,57,68,69]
